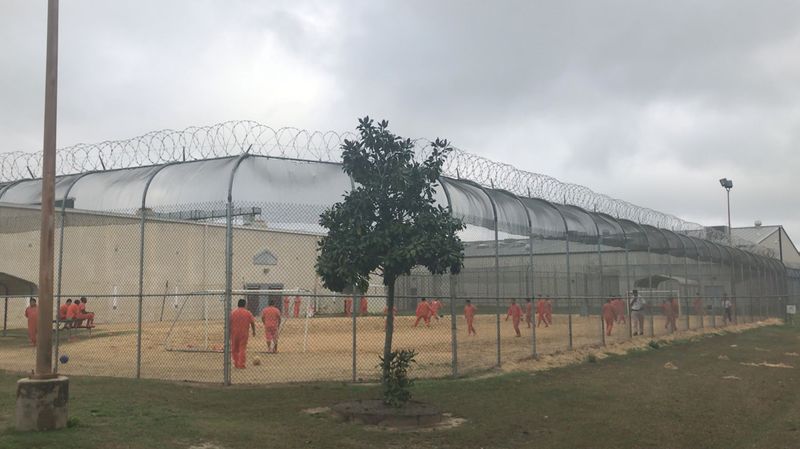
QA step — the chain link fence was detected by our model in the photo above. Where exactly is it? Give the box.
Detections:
[1,196,797,385]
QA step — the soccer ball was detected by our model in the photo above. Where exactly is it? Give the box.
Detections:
[253,357,261,366]
[59,354,69,364]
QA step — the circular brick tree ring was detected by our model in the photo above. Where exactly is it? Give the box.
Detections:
[331,399,443,428]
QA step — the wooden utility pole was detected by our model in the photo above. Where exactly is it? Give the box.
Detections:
[35,0,59,379]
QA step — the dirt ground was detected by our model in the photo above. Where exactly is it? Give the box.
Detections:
[0,311,764,384]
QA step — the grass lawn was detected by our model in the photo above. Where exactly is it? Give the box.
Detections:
[1,324,799,449]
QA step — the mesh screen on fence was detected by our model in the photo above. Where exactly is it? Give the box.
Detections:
[1,193,798,385]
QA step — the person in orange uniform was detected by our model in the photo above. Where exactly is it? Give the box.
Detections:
[506,299,523,337]
[383,304,398,330]
[464,300,477,336]
[359,296,369,316]
[429,298,443,321]
[282,296,290,318]
[525,298,533,328]
[602,298,616,336]
[344,296,353,317]
[413,298,431,327]
[67,299,82,328]
[612,297,626,324]
[24,297,38,346]
[293,295,302,318]
[261,300,282,353]
[544,298,553,325]
[536,297,548,328]
[78,297,95,327]
[59,298,71,322]
[229,299,256,369]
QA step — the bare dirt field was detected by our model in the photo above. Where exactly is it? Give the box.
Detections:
[0,312,760,384]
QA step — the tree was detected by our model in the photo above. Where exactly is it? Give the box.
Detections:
[316,117,464,384]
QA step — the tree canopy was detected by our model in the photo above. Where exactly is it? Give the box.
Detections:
[316,117,465,293]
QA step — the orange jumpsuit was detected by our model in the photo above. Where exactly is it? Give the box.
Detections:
[359,296,368,316]
[67,303,81,326]
[536,300,548,327]
[230,307,255,368]
[613,298,626,323]
[344,297,353,317]
[464,304,477,336]
[602,302,615,336]
[25,306,38,345]
[429,300,442,321]
[77,302,95,326]
[282,296,290,318]
[413,302,431,327]
[293,296,302,318]
[544,300,553,325]
[261,306,282,351]
[525,301,533,328]
[507,303,523,336]
[58,303,69,320]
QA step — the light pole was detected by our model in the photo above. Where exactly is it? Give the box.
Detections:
[719,178,733,245]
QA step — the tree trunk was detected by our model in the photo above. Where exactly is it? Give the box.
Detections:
[382,279,396,384]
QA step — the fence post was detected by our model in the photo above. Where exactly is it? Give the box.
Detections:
[568,295,573,349]
[223,154,249,386]
[685,297,690,330]
[600,299,605,346]
[450,275,458,378]
[2,295,7,337]
[352,291,357,382]
[711,297,717,328]
[136,207,146,379]
[223,199,233,385]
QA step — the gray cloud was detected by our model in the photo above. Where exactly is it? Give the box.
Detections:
[1,0,799,238]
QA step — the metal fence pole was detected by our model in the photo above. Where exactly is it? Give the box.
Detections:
[136,207,146,379]
[647,247,654,337]
[600,299,606,346]
[491,214,500,368]
[567,243,573,350]
[2,294,7,337]
[54,172,92,371]
[224,200,233,385]
[529,242,536,358]
[711,296,717,328]
[624,238,632,340]
[224,154,249,385]
[352,291,357,382]
[450,275,458,378]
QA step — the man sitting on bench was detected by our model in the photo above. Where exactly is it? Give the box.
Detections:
[77,297,95,328]
[58,298,73,327]
[67,299,83,328]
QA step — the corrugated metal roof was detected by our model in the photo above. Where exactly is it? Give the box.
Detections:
[731,226,779,244]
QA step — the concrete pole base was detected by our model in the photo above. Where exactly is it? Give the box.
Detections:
[15,375,69,431]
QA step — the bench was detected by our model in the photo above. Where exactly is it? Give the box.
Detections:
[53,319,94,336]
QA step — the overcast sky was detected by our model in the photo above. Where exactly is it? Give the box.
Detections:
[2,0,799,239]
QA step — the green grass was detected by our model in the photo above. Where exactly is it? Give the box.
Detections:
[2,325,800,449]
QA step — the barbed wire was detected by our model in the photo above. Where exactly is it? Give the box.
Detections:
[0,120,767,255]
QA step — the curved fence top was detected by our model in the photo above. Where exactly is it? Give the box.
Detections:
[0,122,784,271]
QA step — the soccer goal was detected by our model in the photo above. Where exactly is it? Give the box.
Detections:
[162,289,314,353]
